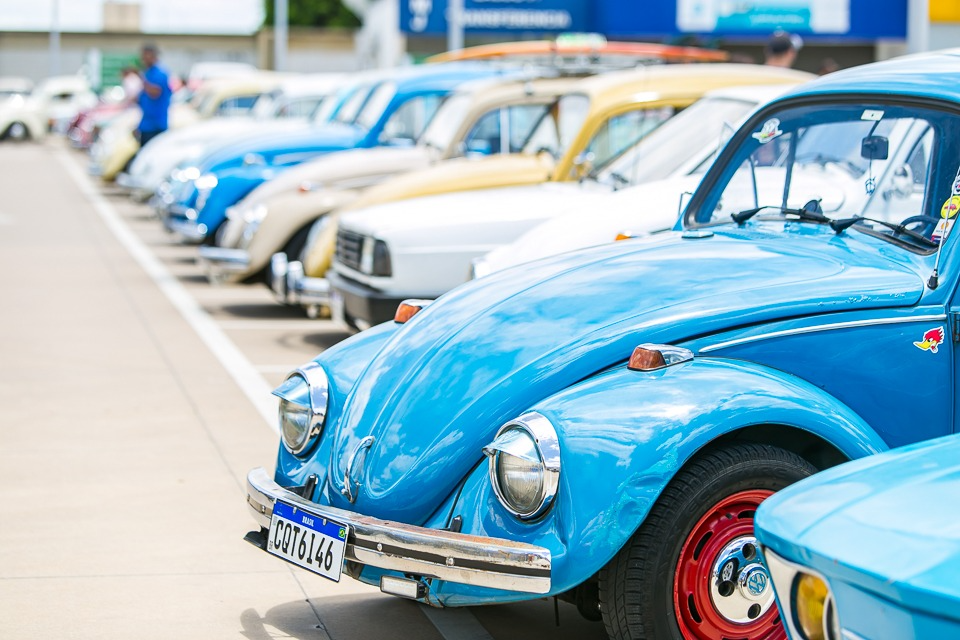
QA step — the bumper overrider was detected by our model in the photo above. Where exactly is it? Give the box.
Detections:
[271,254,330,311]
[197,246,250,283]
[245,467,552,596]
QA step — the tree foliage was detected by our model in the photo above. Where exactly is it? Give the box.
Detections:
[263,0,361,28]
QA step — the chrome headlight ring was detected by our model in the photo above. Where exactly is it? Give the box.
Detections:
[272,361,329,456]
[763,548,842,640]
[483,412,561,521]
[194,173,218,212]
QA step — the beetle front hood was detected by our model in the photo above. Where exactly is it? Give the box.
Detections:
[327,226,926,523]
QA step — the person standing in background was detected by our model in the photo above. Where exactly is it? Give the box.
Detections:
[764,30,802,68]
[136,43,171,147]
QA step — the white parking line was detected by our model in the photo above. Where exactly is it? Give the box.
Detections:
[55,150,279,434]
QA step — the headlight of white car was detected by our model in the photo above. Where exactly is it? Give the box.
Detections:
[194,173,219,211]
[239,204,269,249]
[359,237,392,276]
[272,362,329,456]
[483,412,560,520]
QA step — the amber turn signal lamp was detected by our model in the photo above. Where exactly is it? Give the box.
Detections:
[628,346,667,371]
[395,301,427,324]
[614,232,634,241]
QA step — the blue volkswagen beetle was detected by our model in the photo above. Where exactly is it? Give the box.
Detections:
[755,433,960,640]
[244,50,960,640]
[162,63,501,243]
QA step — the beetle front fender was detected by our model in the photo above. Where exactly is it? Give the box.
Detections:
[439,357,889,605]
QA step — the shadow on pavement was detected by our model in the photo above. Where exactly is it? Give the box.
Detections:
[220,303,313,320]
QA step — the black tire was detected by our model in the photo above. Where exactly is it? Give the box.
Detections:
[599,442,817,640]
[3,121,29,141]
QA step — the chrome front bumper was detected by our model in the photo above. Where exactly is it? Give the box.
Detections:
[197,246,250,283]
[271,254,330,310]
[163,209,207,243]
[245,467,551,594]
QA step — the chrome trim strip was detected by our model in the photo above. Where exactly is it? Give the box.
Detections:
[699,314,947,354]
[246,467,551,594]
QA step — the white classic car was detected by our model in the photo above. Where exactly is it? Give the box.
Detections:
[0,75,96,141]
[116,73,346,201]
[326,83,810,329]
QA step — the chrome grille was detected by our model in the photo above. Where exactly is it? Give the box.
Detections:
[337,228,366,271]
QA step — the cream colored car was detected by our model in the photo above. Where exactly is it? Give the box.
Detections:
[199,74,585,285]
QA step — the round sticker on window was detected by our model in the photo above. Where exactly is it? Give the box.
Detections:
[941,195,960,219]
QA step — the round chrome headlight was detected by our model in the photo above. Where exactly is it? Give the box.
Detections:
[272,362,329,456]
[483,412,560,520]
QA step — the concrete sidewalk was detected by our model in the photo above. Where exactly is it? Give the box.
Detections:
[0,142,376,639]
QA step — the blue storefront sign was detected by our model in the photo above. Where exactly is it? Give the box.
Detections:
[402,0,907,41]
[401,0,590,35]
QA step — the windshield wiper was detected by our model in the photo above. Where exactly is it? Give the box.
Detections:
[731,199,829,225]
[829,216,939,248]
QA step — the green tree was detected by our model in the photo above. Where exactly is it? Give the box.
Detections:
[263,0,361,28]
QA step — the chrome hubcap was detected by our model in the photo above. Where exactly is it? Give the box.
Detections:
[709,535,774,624]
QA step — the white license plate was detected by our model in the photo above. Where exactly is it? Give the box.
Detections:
[267,500,349,582]
[330,290,346,326]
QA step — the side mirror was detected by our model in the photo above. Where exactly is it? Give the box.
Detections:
[861,135,889,161]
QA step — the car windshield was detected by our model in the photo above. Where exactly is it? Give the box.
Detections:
[354,82,397,131]
[332,83,375,125]
[686,101,956,252]
[251,91,279,119]
[595,96,759,187]
[419,92,471,150]
[520,93,590,159]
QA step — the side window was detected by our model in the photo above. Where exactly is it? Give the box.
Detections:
[461,104,552,156]
[380,94,444,144]
[583,107,675,171]
[217,94,260,116]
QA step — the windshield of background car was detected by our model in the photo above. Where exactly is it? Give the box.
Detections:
[378,93,445,143]
[354,82,397,130]
[520,93,590,158]
[686,101,956,250]
[251,91,279,119]
[332,83,376,125]
[596,97,758,187]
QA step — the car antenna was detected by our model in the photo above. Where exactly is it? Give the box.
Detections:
[928,163,960,290]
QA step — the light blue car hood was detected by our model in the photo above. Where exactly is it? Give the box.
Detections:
[201,122,367,173]
[757,433,960,622]
[327,224,926,522]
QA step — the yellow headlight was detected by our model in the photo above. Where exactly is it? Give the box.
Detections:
[794,572,838,640]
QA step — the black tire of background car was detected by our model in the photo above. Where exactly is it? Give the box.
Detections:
[598,442,818,640]
[2,122,29,141]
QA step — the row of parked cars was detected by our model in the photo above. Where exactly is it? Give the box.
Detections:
[98,42,960,640]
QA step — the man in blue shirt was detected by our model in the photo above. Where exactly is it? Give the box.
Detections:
[136,43,171,147]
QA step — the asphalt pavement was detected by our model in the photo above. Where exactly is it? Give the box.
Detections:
[0,139,607,640]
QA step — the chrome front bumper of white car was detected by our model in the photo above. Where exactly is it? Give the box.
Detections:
[162,207,207,243]
[245,467,551,595]
[270,253,330,313]
[197,246,250,284]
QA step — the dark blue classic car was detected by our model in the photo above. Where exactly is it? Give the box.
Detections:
[756,433,960,640]
[161,63,500,243]
[245,51,960,640]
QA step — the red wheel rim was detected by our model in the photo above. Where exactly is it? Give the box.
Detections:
[674,489,784,640]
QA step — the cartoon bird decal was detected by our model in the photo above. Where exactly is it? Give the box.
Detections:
[914,326,945,353]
